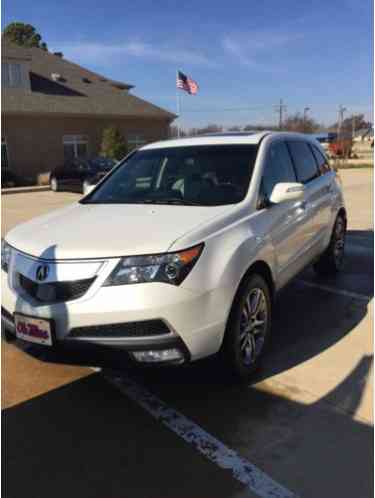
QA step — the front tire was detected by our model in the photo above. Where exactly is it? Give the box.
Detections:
[314,213,346,276]
[222,274,272,381]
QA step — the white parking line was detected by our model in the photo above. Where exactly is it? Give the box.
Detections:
[104,372,297,498]
[297,279,371,302]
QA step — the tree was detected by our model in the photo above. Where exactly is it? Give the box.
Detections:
[100,127,128,160]
[243,124,278,132]
[329,113,372,134]
[3,22,48,50]
[190,124,223,136]
[169,126,188,138]
[283,112,321,133]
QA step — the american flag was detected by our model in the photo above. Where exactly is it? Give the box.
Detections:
[176,70,199,95]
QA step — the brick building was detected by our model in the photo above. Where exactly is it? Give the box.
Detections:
[2,41,175,184]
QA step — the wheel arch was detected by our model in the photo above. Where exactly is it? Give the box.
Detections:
[220,259,275,352]
[337,207,347,225]
[240,260,275,302]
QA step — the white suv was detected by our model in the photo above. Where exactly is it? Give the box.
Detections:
[1,132,346,379]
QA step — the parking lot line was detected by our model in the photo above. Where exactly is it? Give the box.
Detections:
[104,372,297,498]
[297,279,371,302]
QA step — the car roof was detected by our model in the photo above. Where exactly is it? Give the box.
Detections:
[141,131,317,150]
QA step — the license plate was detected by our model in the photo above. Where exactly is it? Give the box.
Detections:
[14,314,53,346]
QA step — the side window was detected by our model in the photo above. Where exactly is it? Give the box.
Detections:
[287,141,320,184]
[311,145,331,175]
[262,141,297,199]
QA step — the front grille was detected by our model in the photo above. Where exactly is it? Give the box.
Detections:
[69,320,171,338]
[19,274,95,303]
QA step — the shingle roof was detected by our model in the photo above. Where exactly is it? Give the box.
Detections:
[2,42,176,120]
[2,40,32,60]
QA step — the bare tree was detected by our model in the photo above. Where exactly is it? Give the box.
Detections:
[283,112,321,133]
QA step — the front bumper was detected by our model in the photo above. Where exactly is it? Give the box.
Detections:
[2,262,230,362]
[1,307,191,365]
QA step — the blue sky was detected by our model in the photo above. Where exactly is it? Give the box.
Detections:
[3,0,373,129]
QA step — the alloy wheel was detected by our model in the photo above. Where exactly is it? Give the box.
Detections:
[333,218,346,268]
[239,287,268,366]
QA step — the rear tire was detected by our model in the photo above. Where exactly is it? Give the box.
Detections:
[221,274,272,381]
[50,177,59,192]
[314,213,346,276]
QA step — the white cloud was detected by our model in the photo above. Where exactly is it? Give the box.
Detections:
[56,41,215,67]
[222,31,301,67]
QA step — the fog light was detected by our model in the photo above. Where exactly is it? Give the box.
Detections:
[132,348,184,363]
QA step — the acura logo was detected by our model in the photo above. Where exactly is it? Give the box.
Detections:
[36,264,49,282]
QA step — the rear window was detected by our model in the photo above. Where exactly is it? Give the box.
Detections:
[287,141,320,184]
[310,145,331,175]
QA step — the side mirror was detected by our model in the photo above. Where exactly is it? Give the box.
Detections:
[269,182,305,204]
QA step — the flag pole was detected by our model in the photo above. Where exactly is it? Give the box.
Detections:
[176,69,181,138]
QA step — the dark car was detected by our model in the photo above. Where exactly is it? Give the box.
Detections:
[50,157,116,194]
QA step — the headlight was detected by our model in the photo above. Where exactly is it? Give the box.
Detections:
[1,240,12,273]
[103,243,204,286]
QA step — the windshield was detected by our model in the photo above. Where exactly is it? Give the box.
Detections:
[82,145,258,206]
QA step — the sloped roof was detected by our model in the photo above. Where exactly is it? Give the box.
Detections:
[2,42,176,120]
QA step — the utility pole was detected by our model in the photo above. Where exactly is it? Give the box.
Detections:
[352,114,356,141]
[303,107,310,133]
[275,99,287,130]
[337,105,347,138]
[337,105,347,164]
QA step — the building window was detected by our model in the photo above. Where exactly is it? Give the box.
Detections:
[63,135,88,160]
[2,62,22,88]
[128,134,146,151]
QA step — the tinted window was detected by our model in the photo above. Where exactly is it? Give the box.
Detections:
[311,145,331,175]
[82,145,258,206]
[87,158,116,171]
[287,141,319,183]
[262,141,297,198]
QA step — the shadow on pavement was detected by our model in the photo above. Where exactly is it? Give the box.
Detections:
[3,355,373,498]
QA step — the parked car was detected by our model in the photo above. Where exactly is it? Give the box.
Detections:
[50,157,116,194]
[2,132,347,380]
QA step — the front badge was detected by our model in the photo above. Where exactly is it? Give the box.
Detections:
[36,264,49,282]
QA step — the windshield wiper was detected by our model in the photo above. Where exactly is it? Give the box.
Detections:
[81,198,203,206]
[142,198,202,206]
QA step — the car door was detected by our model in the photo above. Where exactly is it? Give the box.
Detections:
[75,159,91,192]
[256,140,309,287]
[67,159,84,192]
[58,160,75,189]
[310,144,336,250]
[287,140,328,261]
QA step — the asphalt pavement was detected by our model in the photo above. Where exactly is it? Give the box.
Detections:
[2,169,373,498]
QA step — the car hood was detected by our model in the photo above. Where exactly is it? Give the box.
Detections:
[6,202,230,260]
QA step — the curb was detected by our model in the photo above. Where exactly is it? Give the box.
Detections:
[2,186,51,195]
